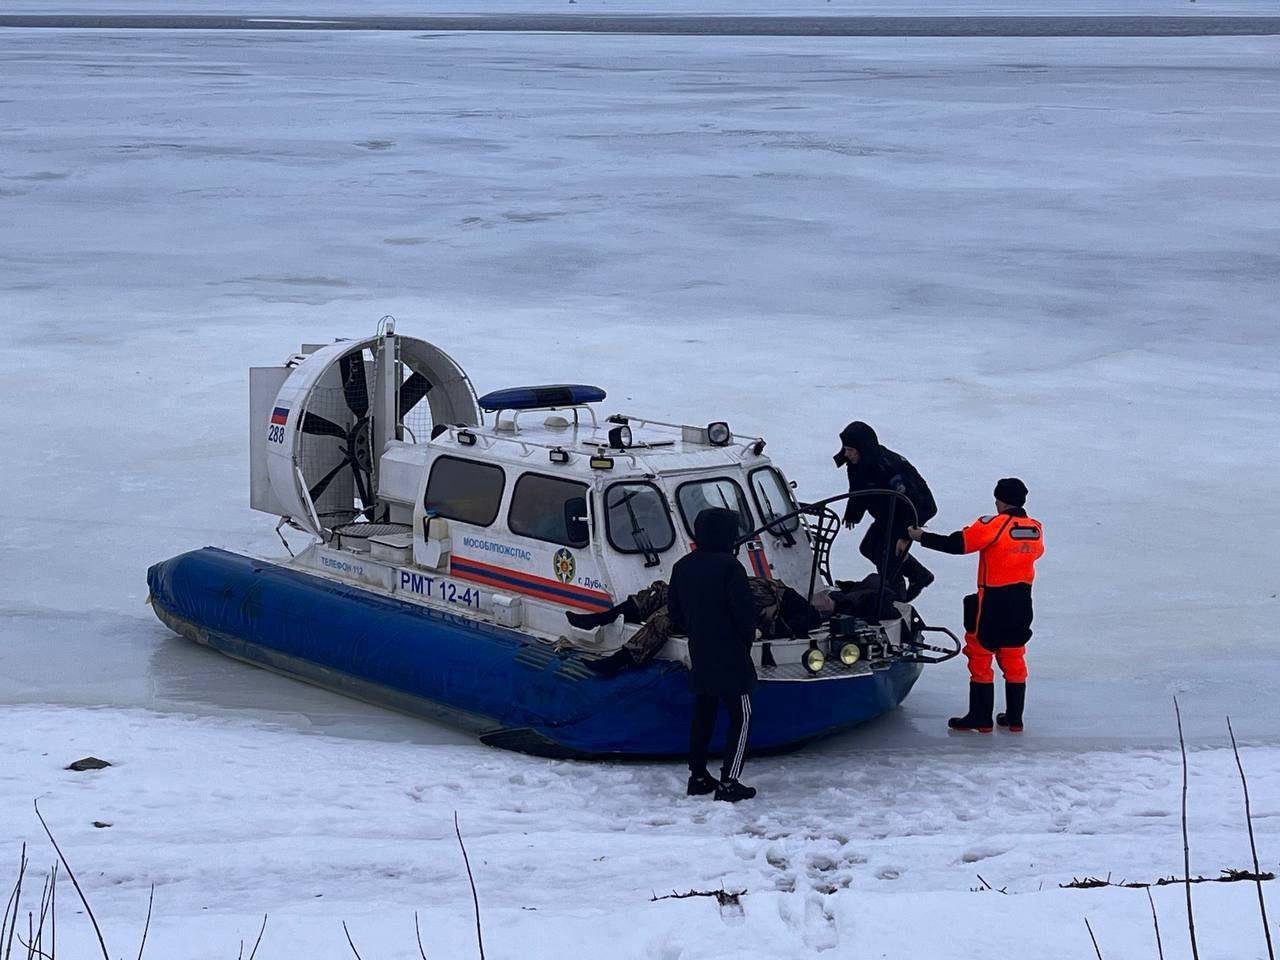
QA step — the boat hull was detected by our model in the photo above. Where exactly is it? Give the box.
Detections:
[147,548,922,759]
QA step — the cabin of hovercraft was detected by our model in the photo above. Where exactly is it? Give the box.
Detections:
[359,383,820,648]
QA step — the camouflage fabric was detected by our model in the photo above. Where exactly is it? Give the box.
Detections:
[620,576,801,666]
[628,580,670,622]
[619,580,672,664]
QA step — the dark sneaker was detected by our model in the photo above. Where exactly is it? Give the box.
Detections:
[714,779,757,803]
[902,569,935,603]
[687,771,718,797]
[996,713,1024,733]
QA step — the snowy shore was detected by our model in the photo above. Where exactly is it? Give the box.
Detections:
[5,706,1279,958]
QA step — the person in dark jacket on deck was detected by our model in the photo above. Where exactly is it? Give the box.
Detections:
[667,507,759,803]
[834,421,938,601]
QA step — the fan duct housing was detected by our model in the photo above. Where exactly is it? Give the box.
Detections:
[249,333,480,537]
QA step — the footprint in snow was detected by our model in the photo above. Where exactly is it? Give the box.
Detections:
[812,876,852,895]
[803,893,839,951]
[808,853,839,873]
[960,845,1007,864]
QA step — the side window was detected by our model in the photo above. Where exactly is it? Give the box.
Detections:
[424,456,505,527]
[676,478,754,540]
[749,467,800,534]
[508,473,590,548]
[605,483,676,555]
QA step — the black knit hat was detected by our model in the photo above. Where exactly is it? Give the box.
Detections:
[693,507,740,554]
[994,477,1028,507]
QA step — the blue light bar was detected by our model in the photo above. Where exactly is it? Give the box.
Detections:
[477,384,606,412]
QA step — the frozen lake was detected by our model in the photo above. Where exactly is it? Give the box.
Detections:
[2,26,1277,743]
[7,13,1280,34]
[2,23,1279,959]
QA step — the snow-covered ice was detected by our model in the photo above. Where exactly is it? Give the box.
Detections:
[6,707,1280,958]
[1,22,1278,959]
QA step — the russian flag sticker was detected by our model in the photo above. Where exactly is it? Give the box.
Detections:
[270,406,289,425]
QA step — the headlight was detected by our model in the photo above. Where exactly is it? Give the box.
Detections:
[608,424,633,450]
[839,642,861,666]
[706,421,731,446]
[802,647,826,674]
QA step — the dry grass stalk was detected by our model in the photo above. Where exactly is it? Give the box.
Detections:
[454,813,485,960]
[2,843,26,960]
[1146,888,1165,960]
[1174,698,1201,960]
[414,911,428,960]
[342,921,364,960]
[134,884,153,960]
[1084,916,1104,959]
[32,801,109,960]
[1228,717,1275,960]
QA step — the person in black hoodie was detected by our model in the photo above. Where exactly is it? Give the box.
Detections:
[667,507,758,803]
[834,421,938,601]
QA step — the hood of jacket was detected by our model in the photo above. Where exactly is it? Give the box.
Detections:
[693,507,740,554]
[833,421,882,470]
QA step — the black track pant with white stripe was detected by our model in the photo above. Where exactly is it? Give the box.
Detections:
[689,692,752,782]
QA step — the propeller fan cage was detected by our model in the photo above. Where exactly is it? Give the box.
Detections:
[256,333,480,537]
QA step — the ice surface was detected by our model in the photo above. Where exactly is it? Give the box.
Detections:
[1,24,1278,957]
[7,0,1280,15]
[2,27,1276,741]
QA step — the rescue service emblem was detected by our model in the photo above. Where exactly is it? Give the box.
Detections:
[552,548,576,584]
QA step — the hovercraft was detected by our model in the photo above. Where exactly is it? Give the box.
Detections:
[147,323,958,759]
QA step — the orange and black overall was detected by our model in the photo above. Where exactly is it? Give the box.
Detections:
[919,510,1044,728]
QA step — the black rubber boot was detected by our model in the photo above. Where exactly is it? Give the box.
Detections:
[687,769,718,796]
[584,649,632,677]
[948,682,995,733]
[714,779,757,803]
[566,598,636,630]
[997,682,1026,732]
[902,566,935,603]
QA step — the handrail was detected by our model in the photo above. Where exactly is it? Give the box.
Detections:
[737,488,921,606]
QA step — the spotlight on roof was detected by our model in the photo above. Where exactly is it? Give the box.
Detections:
[706,421,732,446]
[607,424,633,450]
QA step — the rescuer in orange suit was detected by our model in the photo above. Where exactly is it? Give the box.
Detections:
[903,478,1044,733]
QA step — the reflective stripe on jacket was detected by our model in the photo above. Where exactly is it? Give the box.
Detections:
[962,513,1044,589]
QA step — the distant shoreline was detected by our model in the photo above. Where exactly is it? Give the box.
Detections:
[4,14,1280,36]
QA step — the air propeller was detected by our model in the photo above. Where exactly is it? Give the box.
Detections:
[298,350,436,515]
[296,352,372,513]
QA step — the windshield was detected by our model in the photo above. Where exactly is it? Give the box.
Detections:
[676,478,754,540]
[604,483,675,555]
[749,467,800,535]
